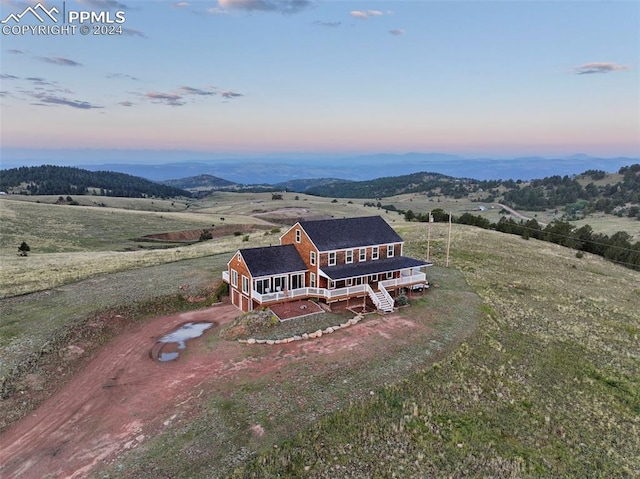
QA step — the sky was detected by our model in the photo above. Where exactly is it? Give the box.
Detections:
[0,0,639,164]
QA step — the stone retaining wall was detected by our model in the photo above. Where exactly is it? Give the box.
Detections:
[238,313,364,345]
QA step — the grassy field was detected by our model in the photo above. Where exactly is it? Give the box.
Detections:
[1,195,639,478]
[229,225,640,478]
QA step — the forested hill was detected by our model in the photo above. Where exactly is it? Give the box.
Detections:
[160,174,235,189]
[0,165,191,198]
[302,172,467,198]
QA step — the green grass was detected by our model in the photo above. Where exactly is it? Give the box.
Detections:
[1,197,638,478]
[225,225,640,478]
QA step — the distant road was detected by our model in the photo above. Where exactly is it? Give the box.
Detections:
[497,203,548,227]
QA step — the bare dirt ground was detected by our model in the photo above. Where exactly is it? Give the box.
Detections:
[251,207,331,223]
[0,302,436,479]
[269,299,323,320]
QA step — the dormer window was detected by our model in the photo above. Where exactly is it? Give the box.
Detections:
[359,248,366,262]
[372,246,379,260]
[387,244,394,257]
[328,252,336,266]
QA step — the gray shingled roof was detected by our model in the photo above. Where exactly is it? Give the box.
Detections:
[299,216,403,251]
[321,256,430,281]
[240,244,307,278]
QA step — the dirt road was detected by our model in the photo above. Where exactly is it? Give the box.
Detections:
[0,303,435,479]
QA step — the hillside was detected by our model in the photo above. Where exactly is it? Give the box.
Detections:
[303,171,472,198]
[160,174,235,190]
[274,177,352,193]
[0,165,191,198]
[300,164,640,220]
[0,191,638,477]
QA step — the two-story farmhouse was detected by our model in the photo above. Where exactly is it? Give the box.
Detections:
[223,216,430,313]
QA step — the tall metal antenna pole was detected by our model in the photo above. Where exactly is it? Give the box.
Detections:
[426,211,432,261]
[445,211,452,267]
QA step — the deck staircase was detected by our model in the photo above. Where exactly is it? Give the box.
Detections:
[367,285,395,313]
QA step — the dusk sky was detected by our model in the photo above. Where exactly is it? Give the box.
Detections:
[1,0,639,162]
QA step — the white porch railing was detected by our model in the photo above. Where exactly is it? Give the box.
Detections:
[365,284,382,310]
[379,272,426,290]
[378,283,394,307]
[251,284,369,304]
[223,270,427,307]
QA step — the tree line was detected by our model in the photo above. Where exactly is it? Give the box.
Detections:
[0,165,191,199]
[502,165,640,218]
[404,208,640,271]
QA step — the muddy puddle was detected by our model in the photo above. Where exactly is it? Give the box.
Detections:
[150,322,214,362]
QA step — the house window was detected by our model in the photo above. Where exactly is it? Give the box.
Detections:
[387,272,394,279]
[370,274,378,282]
[295,229,301,243]
[329,280,335,289]
[387,244,394,257]
[255,278,269,294]
[231,269,238,287]
[346,278,353,286]
[310,251,316,266]
[310,272,316,288]
[291,273,303,290]
[372,246,379,260]
[241,275,249,294]
[328,252,336,266]
[359,248,366,262]
[345,249,353,264]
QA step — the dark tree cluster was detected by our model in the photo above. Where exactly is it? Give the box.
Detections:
[408,208,640,271]
[502,165,640,218]
[0,165,191,199]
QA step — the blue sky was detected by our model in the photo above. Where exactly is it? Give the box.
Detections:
[1,0,638,163]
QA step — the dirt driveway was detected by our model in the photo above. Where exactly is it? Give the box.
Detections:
[0,303,436,479]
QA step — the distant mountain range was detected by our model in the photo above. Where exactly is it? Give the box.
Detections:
[1,149,637,184]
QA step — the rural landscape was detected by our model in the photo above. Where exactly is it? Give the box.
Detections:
[0,163,638,478]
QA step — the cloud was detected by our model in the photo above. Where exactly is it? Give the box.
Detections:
[0,74,19,80]
[220,90,243,99]
[173,1,189,6]
[350,10,383,19]
[572,62,630,75]
[215,0,312,14]
[313,20,341,27]
[39,56,82,67]
[29,91,102,109]
[25,76,54,86]
[389,29,405,36]
[145,91,185,106]
[179,86,216,96]
[118,100,134,106]
[7,49,25,55]
[107,73,139,81]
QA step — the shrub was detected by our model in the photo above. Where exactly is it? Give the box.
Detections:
[396,294,409,306]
